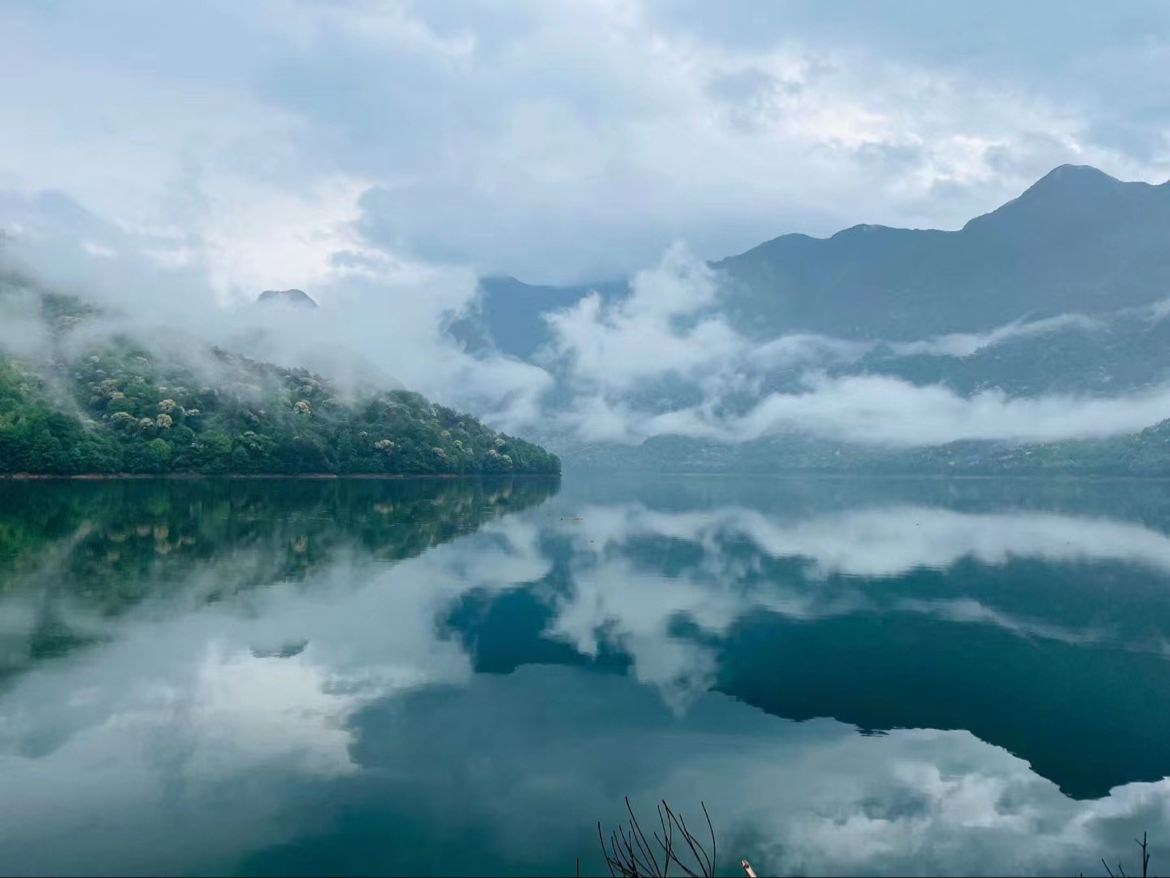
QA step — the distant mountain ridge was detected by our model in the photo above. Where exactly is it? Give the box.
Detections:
[456,275,628,360]
[467,165,1170,358]
[715,164,1170,340]
[457,165,1170,473]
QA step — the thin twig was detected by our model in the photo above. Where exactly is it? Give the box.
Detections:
[626,797,661,876]
[701,803,716,878]
[594,799,717,878]
[1135,833,1150,878]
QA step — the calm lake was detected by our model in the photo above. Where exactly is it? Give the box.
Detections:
[1,474,1169,876]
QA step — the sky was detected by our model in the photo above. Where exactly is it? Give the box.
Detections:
[2,0,1170,290]
[5,0,1170,448]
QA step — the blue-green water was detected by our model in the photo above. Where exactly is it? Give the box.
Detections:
[1,474,1169,876]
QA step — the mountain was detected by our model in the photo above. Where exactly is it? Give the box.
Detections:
[454,275,628,360]
[455,165,1170,473]
[257,288,318,308]
[0,283,559,477]
[467,165,1170,358]
[715,164,1170,340]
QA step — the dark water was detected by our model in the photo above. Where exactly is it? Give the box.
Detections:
[1,474,1170,876]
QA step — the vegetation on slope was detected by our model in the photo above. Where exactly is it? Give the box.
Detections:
[0,287,559,476]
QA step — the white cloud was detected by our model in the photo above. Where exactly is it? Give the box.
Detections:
[8,200,1168,450]
[572,371,1170,447]
[541,500,1170,706]
[704,373,1170,446]
[544,244,739,393]
[601,502,1170,578]
[0,286,51,360]
[196,175,384,304]
[535,247,1168,449]
[79,240,116,259]
[0,188,555,432]
[2,0,1168,286]
[890,312,1102,358]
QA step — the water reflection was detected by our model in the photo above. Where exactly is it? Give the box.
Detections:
[0,475,1168,876]
[0,477,557,678]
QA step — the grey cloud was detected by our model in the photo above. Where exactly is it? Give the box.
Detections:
[8,0,1168,285]
[5,1,1170,448]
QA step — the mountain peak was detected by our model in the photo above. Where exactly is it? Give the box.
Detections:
[1020,164,1121,197]
[961,164,1136,234]
[257,289,318,308]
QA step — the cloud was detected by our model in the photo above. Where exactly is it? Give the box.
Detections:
[541,500,1170,705]
[0,285,51,360]
[2,0,1169,285]
[618,372,1170,447]
[543,244,739,393]
[3,1,1170,450]
[579,502,1170,578]
[6,203,1168,451]
[890,312,1102,358]
[749,374,1170,445]
[0,188,555,432]
[538,252,1170,447]
[195,175,386,304]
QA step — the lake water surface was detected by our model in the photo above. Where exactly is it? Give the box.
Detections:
[1,474,1169,876]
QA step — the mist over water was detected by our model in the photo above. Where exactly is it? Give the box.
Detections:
[1,474,1169,876]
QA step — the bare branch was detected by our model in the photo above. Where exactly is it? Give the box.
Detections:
[594,799,718,878]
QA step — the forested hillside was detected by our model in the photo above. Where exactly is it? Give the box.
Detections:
[0,286,560,476]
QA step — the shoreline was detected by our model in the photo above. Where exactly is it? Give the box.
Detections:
[2,470,1160,483]
[560,468,1170,482]
[0,472,562,482]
